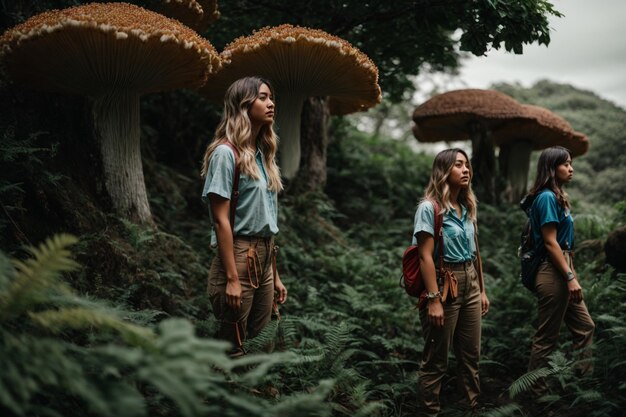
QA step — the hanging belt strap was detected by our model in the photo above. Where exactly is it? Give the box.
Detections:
[271,245,281,321]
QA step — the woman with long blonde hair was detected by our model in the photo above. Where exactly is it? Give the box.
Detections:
[412,148,489,416]
[201,76,286,357]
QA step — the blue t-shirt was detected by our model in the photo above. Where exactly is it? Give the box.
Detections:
[530,189,574,252]
[412,200,476,263]
[201,144,278,246]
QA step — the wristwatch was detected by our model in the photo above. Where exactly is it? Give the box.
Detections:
[426,291,442,300]
[566,271,575,281]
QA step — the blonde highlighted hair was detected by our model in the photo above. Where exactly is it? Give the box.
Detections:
[200,76,283,192]
[422,148,477,221]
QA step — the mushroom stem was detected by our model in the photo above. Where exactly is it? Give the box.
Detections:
[91,92,152,225]
[275,93,306,179]
[500,140,532,203]
[468,121,496,204]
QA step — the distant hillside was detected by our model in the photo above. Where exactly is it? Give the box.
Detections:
[492,80,626,205]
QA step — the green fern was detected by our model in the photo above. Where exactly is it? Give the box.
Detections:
[0,234,78,320]
[29,307,154,347]
[508,364,568,398]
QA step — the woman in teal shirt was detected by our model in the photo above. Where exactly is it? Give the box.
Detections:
[200,76,287,356]
[525,146,594,392]
[413,148,489,416]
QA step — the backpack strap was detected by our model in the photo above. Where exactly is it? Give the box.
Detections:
[221,140,240,234]
[432,200,444,278]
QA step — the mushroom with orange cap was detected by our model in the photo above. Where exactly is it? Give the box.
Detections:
[196,0,220,31]
[200,24,382,179]
[412,89,527,203]
[158,0,219,30]
[492,104,590,202]
[159,0,205,28]
[0,2,220,224]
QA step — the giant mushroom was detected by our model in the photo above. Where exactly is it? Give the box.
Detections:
[200,24,382,179]
[158,0,204,28]
[492,104,590,202]
[412,89,527,203]
[0,2,220,224]
[158,0,219,30]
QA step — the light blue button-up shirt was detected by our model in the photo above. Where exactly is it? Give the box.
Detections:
[412,200,476,263]
[201,144,278,247]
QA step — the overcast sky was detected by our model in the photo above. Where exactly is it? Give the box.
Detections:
[457,0,626,109]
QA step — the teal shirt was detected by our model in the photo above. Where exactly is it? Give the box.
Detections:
[412,200,476,262]
[201,144,278,247]
[530,189,574,252]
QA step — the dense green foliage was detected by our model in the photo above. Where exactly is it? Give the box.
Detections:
[2,120,626,415]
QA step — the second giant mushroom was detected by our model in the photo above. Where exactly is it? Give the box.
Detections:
[492,104,590,202]
[200,24,382,179]
[0,2,220,224]
[412,89,527,203]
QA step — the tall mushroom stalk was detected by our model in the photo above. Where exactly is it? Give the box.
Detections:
[492,104,590,202]
[412,89,526,204]
[0,2,220,224]
[200,24,381,180]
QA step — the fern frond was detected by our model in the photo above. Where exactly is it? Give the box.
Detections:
[508,367,557,398]
[28,307,154,347]
[268,379,334,417]
[1,234,78,320]
[483,403,524,417]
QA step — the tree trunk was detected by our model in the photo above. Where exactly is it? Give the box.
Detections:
[291,96,330,193]
[469,121,496,204]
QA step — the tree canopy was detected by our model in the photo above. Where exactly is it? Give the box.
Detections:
[203,0,562,101]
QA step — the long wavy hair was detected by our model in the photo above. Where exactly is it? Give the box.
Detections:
[423,148,477,221]
[528,146,571,209]
[200,76,282,192]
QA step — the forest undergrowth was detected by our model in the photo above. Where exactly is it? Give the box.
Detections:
[2,125,626,416]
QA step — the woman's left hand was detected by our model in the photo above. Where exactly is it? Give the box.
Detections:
[481,291,490,316]
[275,275,288,304]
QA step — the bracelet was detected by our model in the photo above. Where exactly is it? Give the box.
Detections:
[566,271,575,281]
[426,291,441,300]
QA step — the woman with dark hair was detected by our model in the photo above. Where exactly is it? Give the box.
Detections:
[201,76,287,357]
[524,145,594,389]
[413,148,489,416]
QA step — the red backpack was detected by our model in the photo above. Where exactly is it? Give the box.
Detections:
[400,200,443,304]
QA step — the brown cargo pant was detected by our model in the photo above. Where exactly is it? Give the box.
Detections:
[418,261,482,417]
[528,252,595,390]
[208,236,275,356]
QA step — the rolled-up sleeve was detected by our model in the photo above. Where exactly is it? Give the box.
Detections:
[201,145,235,203]
[412,200,435,244]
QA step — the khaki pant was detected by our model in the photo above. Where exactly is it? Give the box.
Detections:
[528,252,595,388]
[418,261,482,417]
[208,236,275,356]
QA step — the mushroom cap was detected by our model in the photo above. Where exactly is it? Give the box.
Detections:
[196,0,220,31]
[160,0,205,28]
[492,104,590,156]
[0,2,220,96]
[412,89,525,142]
[199,24,381,115]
